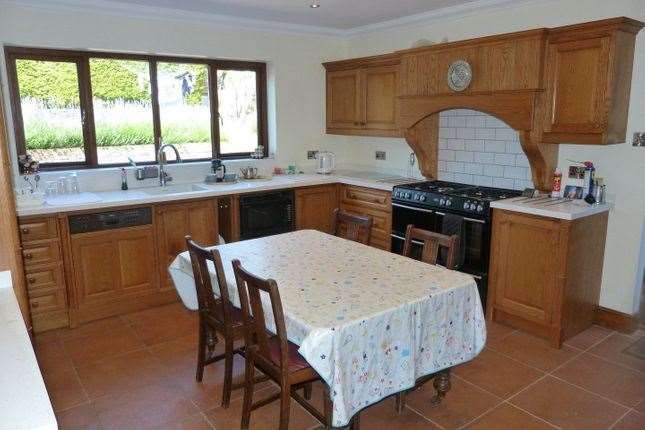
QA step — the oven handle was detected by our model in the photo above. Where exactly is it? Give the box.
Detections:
[390,233,425,246]
[392,202,435,213]
[433,211,486,224]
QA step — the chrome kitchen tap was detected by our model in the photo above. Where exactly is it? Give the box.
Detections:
[157,143,182,186]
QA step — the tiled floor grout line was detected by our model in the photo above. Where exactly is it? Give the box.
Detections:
[547,373,636,410]
[404,403,447,430]
[607,407,634,430]
[498,400,562,429]
[482,345,552,373]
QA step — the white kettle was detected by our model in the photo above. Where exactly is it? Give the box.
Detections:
[316,151,336,174]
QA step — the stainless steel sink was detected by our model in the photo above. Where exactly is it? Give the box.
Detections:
[141,184,205,196]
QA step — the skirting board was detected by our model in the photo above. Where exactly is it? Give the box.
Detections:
[595,306,639,334]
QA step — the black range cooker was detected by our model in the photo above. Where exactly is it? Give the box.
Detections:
[390,180,521,307]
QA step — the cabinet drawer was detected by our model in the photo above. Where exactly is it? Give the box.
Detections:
[341,186,390,211]
[340,204,391,233]
[23,241,62,268]
[25,265,65,292]
[19,217,58,242]
[28,287,67,315]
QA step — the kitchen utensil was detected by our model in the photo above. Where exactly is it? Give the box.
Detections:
[315,151,335,174]
[212,158,226,182]
[239,166,259,179]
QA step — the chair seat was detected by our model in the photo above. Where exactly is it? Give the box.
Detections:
[204,304,245,328]
[266,336,310,372]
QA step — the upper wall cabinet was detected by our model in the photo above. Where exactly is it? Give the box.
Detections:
[542,18,643,144]
[324,54,401,137]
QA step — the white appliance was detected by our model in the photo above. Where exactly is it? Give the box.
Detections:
[316,151,336,174]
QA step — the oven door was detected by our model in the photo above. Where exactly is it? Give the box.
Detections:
[390,202,440,255]
[433,211,489,276]
[239,191,294,240]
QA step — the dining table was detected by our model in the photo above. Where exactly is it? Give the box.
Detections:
[169,229,486,428]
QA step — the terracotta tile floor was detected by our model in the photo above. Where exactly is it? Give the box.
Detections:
[35,303,645,430]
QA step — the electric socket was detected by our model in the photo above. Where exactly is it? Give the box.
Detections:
[632,132,645,147]
[307,150,319,159]
[375,151,386,160]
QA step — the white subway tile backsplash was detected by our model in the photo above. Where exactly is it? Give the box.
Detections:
[465,140,485,152]
[464,163,483,175]
[439,127,456,139]
[438,171,455,181]
[485,117,507,128]
[456,128,476,139]
[454,173,474,184]
[475,128,496,139]
[439,149,456,161]
[448,139,465,151]
[449,116,467,127]
[504,166,528,179]
[473,175,493,186]
[466,115,486,128]
[474,152,495,164]
[484,140,506,153]
[515,154,530,167]
[505,141,523,154]
[445,161,465,173]
[494,153,516,165]
[493,177,515,189]
[495,128,519,141]
[483,164,504,177]
[437,110,534,189]
[455,151,474,163]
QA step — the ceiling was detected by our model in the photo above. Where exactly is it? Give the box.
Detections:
[102,0,485,30]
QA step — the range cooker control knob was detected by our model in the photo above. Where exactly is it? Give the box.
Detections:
[439,198,446,206]
[463,202,470,210]
[414,194,419,200]
[420,195,426,202]
[477,205,483,212]
[405,192,411,199]
[445,199,452,207]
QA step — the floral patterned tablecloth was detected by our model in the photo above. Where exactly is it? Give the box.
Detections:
[169,230,486,427]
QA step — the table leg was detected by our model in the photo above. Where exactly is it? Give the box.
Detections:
[430,369,451,406]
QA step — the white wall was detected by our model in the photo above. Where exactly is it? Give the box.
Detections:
[338,0,645,314]
[1,0,644,315]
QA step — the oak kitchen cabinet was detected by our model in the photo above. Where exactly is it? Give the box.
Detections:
[487,209,609,348]
[18,216,68,332]
[155,198,219,289]
[295,184,339,234]
[339,185,392,251]
[324,54,401,137]
[542,18,642,144]
[69,223,163,324]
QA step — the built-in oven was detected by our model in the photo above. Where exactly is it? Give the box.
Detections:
[239,190,295,240]
[390,201,491,306]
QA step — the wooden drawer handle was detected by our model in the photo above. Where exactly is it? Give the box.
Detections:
[28,277,36,284]
[21,227,30,234]
[31,302,39,309]
[24,253,33,260]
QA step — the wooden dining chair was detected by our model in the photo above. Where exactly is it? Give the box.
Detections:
[402,224,460,269]
[332,208,373,245]
[232,259,334,430]
[185,236,246,408]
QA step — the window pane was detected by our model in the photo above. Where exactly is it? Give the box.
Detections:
[16,59,85,164]
[90,59,154,165]
[157,63,212,160]
[217,70,258,155]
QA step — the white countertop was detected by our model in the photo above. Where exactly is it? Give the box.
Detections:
[0,271,57,430]
[16,172,414,217]
[490,196,611,220]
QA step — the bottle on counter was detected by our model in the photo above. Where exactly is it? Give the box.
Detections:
[551,168,562,198]
[121,168,129,191]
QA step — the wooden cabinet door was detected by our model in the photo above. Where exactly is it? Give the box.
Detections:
[295,185,338,234]
[543,36,611,142]
[156,199,219,288]
[71,225,157,306]
[489,211,564,325]
[326,69,362,130]
[362,65,399,133]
